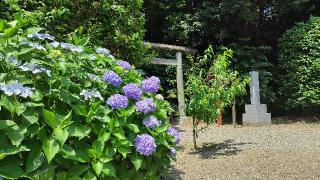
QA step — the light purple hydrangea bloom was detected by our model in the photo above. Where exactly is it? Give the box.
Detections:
[107,94,128,109]
[96,47,110,56]
[141,76,161,93]
[122,83,142,100]
[60,42,83,52]
[20,63,51,76]
[135,134,157,156]
[167,128,181,144]
[21,41,46,51]
[102,71,122,87]
[170,147,177,157]
[117,60,132,70]
[0,81,33,98]
[87,73,100,81]
[80,89,103,101]
[135,98,156,114]
[143,116,161,129]
[28,33,55,41]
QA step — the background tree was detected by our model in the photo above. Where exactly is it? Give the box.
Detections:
[144,0,320,116]
[278,16,320,113]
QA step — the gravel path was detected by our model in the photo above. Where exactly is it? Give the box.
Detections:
[169,123,320,180]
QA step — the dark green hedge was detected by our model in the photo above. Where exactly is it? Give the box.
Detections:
[278,16,320,112]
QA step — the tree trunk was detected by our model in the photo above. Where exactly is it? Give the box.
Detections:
[192,118,197,149]
[217,100,222,127]
[232,98,237,128]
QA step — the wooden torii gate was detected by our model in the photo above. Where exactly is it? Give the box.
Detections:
[145,42,198,124]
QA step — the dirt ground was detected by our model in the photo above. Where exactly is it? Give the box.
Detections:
[168,122,320,180]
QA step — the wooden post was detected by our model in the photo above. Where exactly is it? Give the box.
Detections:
[232,98,237,128]
[176,52,187,124]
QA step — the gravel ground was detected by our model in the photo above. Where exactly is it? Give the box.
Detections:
[169,123,320,180]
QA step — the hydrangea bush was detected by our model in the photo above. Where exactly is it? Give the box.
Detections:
[0,19,179,179]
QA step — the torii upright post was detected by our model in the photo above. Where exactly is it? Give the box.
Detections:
[176,52,187,124]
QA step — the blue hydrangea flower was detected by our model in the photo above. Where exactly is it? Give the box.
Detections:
[20,63,51,76]
[107,94,128,109]
[28,33,55,41]
[117,60,132,70]
[0,81,33,98]
[6,56,21,66]
[143,116,161,129]
[96,47,110,56]
[141,76,161,93]
[135,98,156,114]
[80,89,103,101]
[170,147,177,157]
[60,42,83,52]
[87,73,100,81]
[21,41,46,51]
[135,134,157,156]
[49,41,60,48]
[122,83,142,100]
[167,128,181,144]
[102,71,122,87]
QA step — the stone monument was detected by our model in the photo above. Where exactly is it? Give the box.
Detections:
[243,71,271,124]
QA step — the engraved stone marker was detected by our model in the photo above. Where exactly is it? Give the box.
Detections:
[243,71,271,124]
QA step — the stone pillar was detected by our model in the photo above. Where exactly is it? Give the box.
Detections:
[243,71,271,124]
[250,71,261,104]
[176,52,187,124]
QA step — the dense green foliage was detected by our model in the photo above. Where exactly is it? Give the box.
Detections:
[186,47,249,148]
[1,0,151,66]
[278,16,320,112]
[144,0,320,114]
[0,19,177,179]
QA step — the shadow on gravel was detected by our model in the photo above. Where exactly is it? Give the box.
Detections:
[190,139,255,159]
[163,166,185,180]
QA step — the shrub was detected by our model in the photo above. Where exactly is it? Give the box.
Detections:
[1,0,152,66]
[278,16,320,112]
[186,46,249,149]
[0,19,178,179]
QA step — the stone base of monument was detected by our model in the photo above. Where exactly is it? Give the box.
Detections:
[242,104,271,124]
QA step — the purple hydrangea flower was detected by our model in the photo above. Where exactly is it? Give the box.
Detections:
[102,71,122,87]
[122,83,142,100]
[135,134,157,156]
[60,42,83,52]
[117,60,131,70]
[0,81,33,98]
[143,116,161,129]
[96,47,110,56]
[19,63,51,76]
[107,94,128,109]
[141,76,161,93]
[80,89,103,100]
[167,128,181,144]
[28,33,55,41]
[135,98,156,114]
[170,147,177,157]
